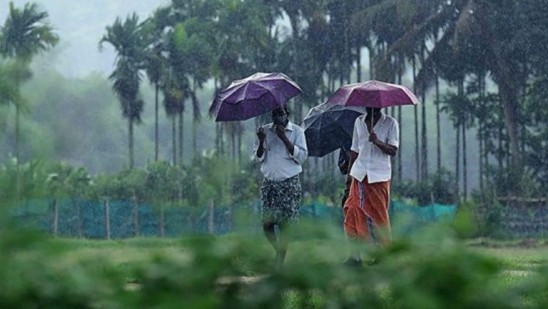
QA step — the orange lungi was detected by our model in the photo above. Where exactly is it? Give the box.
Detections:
[343,177,391,245]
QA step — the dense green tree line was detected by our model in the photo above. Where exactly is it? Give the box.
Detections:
[96,0,546,197]
[1,0,547,202]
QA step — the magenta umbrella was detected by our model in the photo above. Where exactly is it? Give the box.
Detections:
[325,80,419,108]
[209,72,302,122]
[326,80,419,135]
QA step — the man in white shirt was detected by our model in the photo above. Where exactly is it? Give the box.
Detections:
[254,106,308,268]
[343,107,399,265]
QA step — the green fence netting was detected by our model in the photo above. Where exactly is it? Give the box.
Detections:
[389,201,457,236]
[9,199,457,238]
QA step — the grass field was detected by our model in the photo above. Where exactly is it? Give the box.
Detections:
[469,239,548,271]
[53,236,548,282]
[53,235,548,272]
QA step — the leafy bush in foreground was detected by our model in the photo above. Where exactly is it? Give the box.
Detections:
[0,221,547,308]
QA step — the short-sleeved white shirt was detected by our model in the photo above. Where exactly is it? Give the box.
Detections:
[253,121,308,181]
[349,113,399,183]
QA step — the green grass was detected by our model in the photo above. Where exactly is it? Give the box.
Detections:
[50,236,548,278]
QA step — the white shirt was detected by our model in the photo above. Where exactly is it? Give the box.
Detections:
[349,113,399,183]
[253,121,308,181]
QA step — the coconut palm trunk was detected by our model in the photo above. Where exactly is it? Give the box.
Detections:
[208,199,215,234]
[435,76,441,171]
[498,125,504,170]
[51,199,58,236]
[237,130,242,163]
[15,104,21,198]
[412,57,420,182]
[172,117,177,165]
[231,129,236,160]
[104,199,111,240]
[397,69,403,181]
[128,118,134,169]
[159,205,165,237]
[155,84,159,161]
[193,116,198,159]
[421,91,428,180]
[75,198,83,238]
[456,122,461,199]
[479,121,483,191]
[462,122,468,198]
[178,111,184,165]
[356,46,362,82]
[132,194,140,237]
[419,49,428,180]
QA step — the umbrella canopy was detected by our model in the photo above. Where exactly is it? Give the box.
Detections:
[209,72,302,122]
[325,80,419,108]
[301,104,365,157]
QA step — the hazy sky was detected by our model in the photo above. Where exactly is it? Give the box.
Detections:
[0,0,170,78]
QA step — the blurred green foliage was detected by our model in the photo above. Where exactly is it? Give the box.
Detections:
[0,223,546,308]
[1,154,547,308]
[392,168,457,206]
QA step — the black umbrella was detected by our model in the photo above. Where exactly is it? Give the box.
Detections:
[301,104,365,157]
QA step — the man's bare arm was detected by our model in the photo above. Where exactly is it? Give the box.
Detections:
[369,132,397,156]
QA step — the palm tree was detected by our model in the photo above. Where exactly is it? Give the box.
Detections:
[349,0,440,183]
[1,2,57,201]
[456,0,532,194]
[145,50,164,162]
[111,60,144,169]
[162,68,187,165]
[376,0,538,194]
[267,0,330,118]
[100,13,148,169]
[165,23,198,164]
[0,1,58,165]
[142,7,171,162]
[0,2,58,60]
[209,0,276,158]
[45,164,72,237]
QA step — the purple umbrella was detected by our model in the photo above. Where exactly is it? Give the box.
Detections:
[325,80,419,108]
[209,72,302,122]
[326,80,419,135]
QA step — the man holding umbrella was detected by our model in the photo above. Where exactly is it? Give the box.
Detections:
[324,80,417,265]
[210,72,306,269]
[255,106,308,268]
[342,106,399,264]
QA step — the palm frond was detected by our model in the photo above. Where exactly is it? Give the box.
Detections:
[373,1,458,81]
[0,2,58,60]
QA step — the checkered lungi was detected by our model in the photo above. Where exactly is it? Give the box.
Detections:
[260,175,301,224]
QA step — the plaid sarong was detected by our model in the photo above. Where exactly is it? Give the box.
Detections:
[260,175,301,224]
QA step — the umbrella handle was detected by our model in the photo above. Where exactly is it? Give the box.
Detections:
[370,115,373,135]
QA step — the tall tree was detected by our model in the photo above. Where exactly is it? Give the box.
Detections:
[165,21,208,164]
[0,2,58,60]
[142,7,171,162]
[211,0,280,158]
[159,0,217,161]
[0,2,57,201]
[162,68,186,165]
[377,0,540,194]
[351,0,443,182]
[100,13,148,169]
[0,1,58,165]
